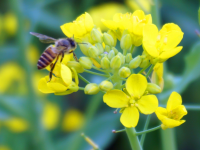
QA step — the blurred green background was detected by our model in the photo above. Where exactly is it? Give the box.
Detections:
[0,0,200,150]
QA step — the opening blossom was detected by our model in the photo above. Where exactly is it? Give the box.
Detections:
[155,92,187,130]
[143,23,184,63]
[103,74,158,128]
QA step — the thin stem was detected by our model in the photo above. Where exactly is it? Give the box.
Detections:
[125,128,143,150]
[137,125,161,136]
[161,128,177,150]
[151,0,161,29]
[123,49,128,55]
[78,74,90,84]
[113,129,125,133]
[140,115,152,146]
[130,45,135,53]
[138,63,151,74]
[145,65,154,78]
[84,69,109,77]
[79,87,85,90]
[92,66,108,73]
[185,105,200,110]
[106,76,114,81]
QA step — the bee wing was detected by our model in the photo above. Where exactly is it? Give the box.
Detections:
[30,32,56,43]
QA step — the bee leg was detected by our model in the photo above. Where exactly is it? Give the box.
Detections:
[48,55,59,82]
[60,51,64,63]
[73,52,79,62]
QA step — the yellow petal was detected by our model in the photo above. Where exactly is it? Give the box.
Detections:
[159,46,183,61]
[91,58,101,68]
[132,10,145,20]
[47,77,68,92]
[155,107,168,121]
[102,19,118,30]
[143,43,159,57]
[103,90,129,108]
[143,24,158,45]
[145,14,152,24]
[163,31,183,50]
[60,64,72,87]
[137,95,158,114]
[38,76,55,93]
[62,53,73,64]
[126,74,147,99]
[159,23,182,35]
[161,118,185,128]
[120,107,139,128]
[170,105,187,120]
[84,12,94,32]
[167,92,182,111]
[60,23,73,37]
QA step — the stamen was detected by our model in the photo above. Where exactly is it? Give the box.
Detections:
[164,36,168,44]
[157,34,161,41]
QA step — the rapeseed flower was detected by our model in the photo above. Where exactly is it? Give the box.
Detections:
[103,74,158,127]
[143,23,184,63]
[155,92,187,130]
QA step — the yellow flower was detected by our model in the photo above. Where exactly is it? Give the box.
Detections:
[4,118,28,132]
[3,12,18,36]
[155,92,187,130]
[62,109,84,131]
[0,62,26,94]
[61,12,94,43]
[88,2,128,31]
[103,74,158,128]
[151,63,164,90]
[42,102,60,130]
[38,63,73,93]
[102,10,152,46]
[143,23,184,63]
[27,45,40,65]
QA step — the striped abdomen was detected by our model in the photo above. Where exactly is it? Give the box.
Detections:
[37,46,57,70]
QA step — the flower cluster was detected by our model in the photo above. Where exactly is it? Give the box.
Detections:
[37,10,187,129]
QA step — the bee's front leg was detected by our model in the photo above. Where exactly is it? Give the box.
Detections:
[72,52,79,62]
[48,55,59,82]
[60,51,64,62]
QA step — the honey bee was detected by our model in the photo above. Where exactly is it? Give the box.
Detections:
[30,32,79,81]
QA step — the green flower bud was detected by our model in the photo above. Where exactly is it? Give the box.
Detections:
[101,56,110,69]
[146,83,161,94]
[84,83,100,95]
[79,57,93,69]
[79,42,92,56]
[129,56,142,69]
[125,53,132,63]
[103,33,114,46]
[67,61,84,73]
[95,43,104,54]
[108,50,115,60]
[120,34,132,50]
[110,55,121,69]
[107,30,117,46]
[88,46,99,58]
[118,67,131,78]
[91,28,103,43]
[104,45,111,52]
[117,52,125,65]
[139,58,149,68]
[99,80,113,91]
[112,47,119,55]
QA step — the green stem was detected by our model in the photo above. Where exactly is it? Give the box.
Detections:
[145,65,155,78]
[123,49,128,55]
[140,115,151,146]
[106,75,114,81]
[79,87,85,90]
[137,125,161,136]
[161,128,177,150]
[138,63,151,74]
[92,66,108,73]
[151,0,161,29]
[78,74,90,84]
[84,69,109,77]
[114,129,125,133]
[185,105,200,110]
[125,128,143,150]
[130,45,135,54]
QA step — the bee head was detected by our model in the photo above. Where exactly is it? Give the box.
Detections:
[68,38,77,49]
